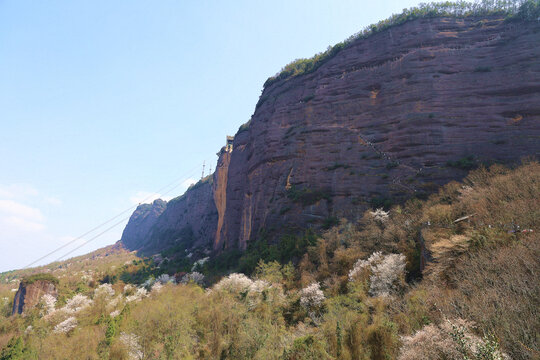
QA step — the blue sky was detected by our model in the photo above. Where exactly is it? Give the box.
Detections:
[0,0,422,272]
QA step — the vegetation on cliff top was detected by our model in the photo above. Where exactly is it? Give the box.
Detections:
[21,274,59,286]
[262,0,540,90]
[0,161,538,359]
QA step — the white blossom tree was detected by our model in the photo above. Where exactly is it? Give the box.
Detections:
[53,317,78,334]
[349,252,406,297]
[299,282,325,309]
[370,208,390,223]
[180,272,205,285]
[59,294,92,314]
[39,294,57,316]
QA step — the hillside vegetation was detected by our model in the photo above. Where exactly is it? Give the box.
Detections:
[0,161,538,359]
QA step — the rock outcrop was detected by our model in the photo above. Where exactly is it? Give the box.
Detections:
[12,277,58,315]
[122,16,540,255]
[121,199,167,250]
[122,178,218,254]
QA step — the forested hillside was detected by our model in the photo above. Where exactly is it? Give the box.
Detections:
[1,162,538,359]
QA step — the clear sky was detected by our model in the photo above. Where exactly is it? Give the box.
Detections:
[0,0,423,272]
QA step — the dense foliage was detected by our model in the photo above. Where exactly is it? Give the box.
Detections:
[262,0,540,89]
[0,162,538,359]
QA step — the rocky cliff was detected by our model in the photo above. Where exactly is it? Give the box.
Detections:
[122,16,540,255]
[121,199,167,250]
[12,278,58,315]
[122,178,218,254]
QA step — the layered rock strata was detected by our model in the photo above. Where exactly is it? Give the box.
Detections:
[122,16,540,254]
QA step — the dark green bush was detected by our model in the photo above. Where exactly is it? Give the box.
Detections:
[0,336,36,360]
[21,273,59,286]
[446,155,476,170]
[370,196,393,210]
[238,119,252,133]
[287,185,331,207]
[238,231,317,274]
[322,216,340,230]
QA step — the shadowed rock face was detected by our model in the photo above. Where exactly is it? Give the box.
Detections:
[122,16,540,255]
[12,280,58,315]
[121,180,218,254]
[121,199,167,251]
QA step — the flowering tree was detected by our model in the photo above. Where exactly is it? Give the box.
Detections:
[151,282,163,293]
[399,318,508,360]
[59,294,92,314]
[53,317,78,334]
[39,294,56,316]
[349,252,406,297]
[126,288,148,303]
[299,282,325,309]
[94,283,115,299]
[370,208,390,223]
[180,272,205,285]
[191,257,209,271]
[156,274,175,284]
[211,273,278,309]
[119,332,143,360]
[212,273,254,294]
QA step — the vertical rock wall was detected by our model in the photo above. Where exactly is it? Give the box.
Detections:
[122,16,540,255]
[12,280,58,315]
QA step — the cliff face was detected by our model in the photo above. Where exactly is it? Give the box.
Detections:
[122,16,540,255]
[218,16,540,249]
[12,280,58,315]
[121,199,167,250]
[121,179,218,254]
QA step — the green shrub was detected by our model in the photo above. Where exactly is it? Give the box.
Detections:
[280,335,332,360]
[238,119,252,133]
[287,186,331,207]
[321,216,339,230]
[370,196,393,210]
[0,336,36,360]
[446,155,476,170]
[21,273,59,286]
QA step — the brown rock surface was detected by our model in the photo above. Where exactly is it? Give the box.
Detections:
[122,16,540,255]
[218,16,540,250]
[12,279,58,315]
[122,179,218,254]
[121,199,167,250]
